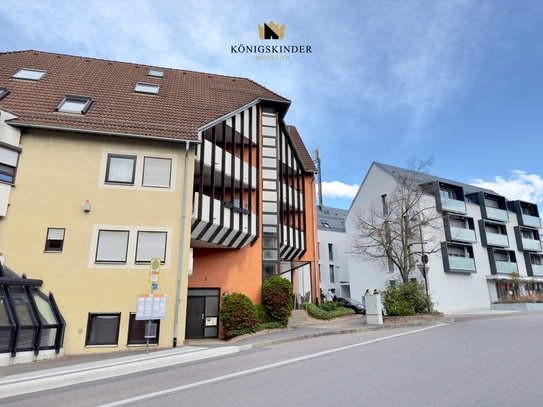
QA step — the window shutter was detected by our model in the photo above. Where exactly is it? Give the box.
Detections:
[96,231,129,262]
[47,228,65,240]
[0,147,18,166]
[143,158,171,187]
[136,231,167,262]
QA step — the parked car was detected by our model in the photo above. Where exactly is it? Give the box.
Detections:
[336,297,366,314]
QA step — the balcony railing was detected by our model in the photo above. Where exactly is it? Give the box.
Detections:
[486,207,509,222]
[449,256,476,272]
[495,261,518,273]
[191,192,256,248]
[441,198,467,214]
[531,264,543,276]
[450,227,477,243]
[522,238,542,252]
[486,232,509,247]
[197,139,256,185]
[522,213,541,228]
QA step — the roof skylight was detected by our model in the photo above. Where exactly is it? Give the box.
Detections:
[12,68,47,81]
[0,86,8,101]
[57,94,92,114]
[148,69,164,78]
[134,82,160,94]
[321,222,331,229]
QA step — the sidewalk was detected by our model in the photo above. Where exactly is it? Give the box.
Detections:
[0,310,504,399]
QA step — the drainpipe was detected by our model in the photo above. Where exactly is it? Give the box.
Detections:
[311,176,319,303]
[173,140,191,347]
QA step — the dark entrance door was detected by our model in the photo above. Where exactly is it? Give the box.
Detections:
[185,296,205,339]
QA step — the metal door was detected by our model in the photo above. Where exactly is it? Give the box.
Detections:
[185,296,205,338]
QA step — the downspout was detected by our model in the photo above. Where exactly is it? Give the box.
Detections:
[173,140,191,347]
[311,176,319,303]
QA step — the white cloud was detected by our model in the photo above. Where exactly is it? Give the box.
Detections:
[321,181,359,199]
[470,170,543,204]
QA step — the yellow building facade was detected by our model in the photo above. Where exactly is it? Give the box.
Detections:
[1,126,196,356]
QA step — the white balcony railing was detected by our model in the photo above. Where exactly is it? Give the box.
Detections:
[495,261,518,273]
[450,227,477,243]
[197,139,256,186]
[449,256,476,272]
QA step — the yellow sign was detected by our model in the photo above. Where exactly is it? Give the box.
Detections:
[149,258,161,283]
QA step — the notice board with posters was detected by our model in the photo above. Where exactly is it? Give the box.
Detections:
[135,293,167,320]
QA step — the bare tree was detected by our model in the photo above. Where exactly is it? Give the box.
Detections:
[350,158,443,285]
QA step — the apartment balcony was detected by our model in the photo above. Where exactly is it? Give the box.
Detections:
[448,256,476,273]
[281,184,303,210]
[531,264,543,276]
[281,224,305,261]
[450,226,477,243]
[196,139,256,185]
[191,192,256,249]
[486,207,509,222]
[485,232,509,247]
[495,260,518,274]
[520,238,542,252]
[522,213,542,228]
[441,198,467,214]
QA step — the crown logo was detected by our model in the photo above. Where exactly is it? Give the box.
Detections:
[258,21,285,40]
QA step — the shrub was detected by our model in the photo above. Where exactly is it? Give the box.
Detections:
[255,303,270,323]
[382,280,434,316]
[219,292,259,338]
[261,275,293,326]
[302,302,355,320]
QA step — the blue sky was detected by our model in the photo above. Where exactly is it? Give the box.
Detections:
[1,0,542,211]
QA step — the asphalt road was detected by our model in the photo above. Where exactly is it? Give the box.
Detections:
[4,312,543,406]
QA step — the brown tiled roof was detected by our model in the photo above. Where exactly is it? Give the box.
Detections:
[0,50,290,141]
[287,125,317,173]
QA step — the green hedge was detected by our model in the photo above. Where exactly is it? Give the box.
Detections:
[303,301,355,320]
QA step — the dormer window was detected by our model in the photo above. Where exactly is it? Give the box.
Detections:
[134,82,160,95]
[148,69,164,78]
[11,68,47,81]
[0,86,8,101]
[57,94,92,114]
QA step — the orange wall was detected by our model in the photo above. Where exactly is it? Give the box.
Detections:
[189,241,263,304]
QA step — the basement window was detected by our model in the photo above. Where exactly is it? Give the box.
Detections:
[57,94,92,114]
[11,68,47,81]
[134,82,160,95]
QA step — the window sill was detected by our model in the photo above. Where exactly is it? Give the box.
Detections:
[84,344,119,348]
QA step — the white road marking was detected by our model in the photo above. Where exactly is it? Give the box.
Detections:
[97,324,446,407]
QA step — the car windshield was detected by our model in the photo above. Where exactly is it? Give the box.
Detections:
[346,298,362,305]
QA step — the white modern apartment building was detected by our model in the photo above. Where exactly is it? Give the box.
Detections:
[346,162,543,312]
[317,206,350,298]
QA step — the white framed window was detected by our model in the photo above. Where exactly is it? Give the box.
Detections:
[11,68,46,81]
[0,143,20,184]
[96,230,129,263]
[134,82,160,94]
[106,155,136,184]
[142,157,171,188]
[148,69,164,78]
[57,94,92,114]
[44,228,65,252]
[135,231,167,263]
